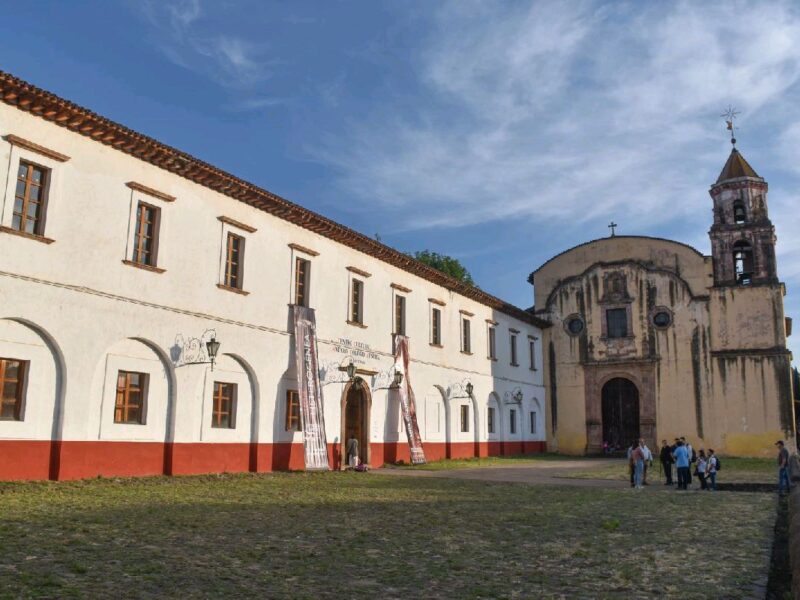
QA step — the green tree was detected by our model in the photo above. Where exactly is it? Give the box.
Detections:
[410,250,475,286]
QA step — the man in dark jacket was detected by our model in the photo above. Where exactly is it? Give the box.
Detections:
[659,439,674,485]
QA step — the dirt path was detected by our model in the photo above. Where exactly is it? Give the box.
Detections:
[374,458,643,489]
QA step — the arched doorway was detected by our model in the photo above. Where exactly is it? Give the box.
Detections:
[601,378,640,450]
[341,379,371,468]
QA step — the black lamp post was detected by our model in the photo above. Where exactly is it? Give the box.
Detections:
[206,337,221,371]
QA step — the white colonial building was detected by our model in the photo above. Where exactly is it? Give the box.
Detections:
[0,71,547,480]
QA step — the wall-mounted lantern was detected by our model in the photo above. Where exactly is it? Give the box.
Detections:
[346,360,357,382]
[512,389,523,403]
[206,337,221,371]
[465,382,474,397]
[392,370,404,389]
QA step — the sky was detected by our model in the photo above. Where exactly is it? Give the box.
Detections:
[1,0,798,359]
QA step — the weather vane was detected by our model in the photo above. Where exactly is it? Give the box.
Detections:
[721,105,740,147]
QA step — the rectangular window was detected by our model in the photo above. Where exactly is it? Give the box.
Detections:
[606,308,628,338]
[510,333,518,366]
[350,279,364,324]
[114,371,148,424]
[132,202,160,267]
[461,318,471,353]
[509,409,517,434]
[460,404,469,433]
[488,326,497,359]
[285,389,301,431]
[212,381,237,429]
[294,258,310,307]
[529,339,537,370]
[530,411,537,435]
[394,295,406,335]
[13,161,48,235]
[224,233,245,289]
[487,406,495,434]
[0,358,27,421]
[431,307,442,345]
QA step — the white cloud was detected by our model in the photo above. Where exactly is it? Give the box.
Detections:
[314,0,800,234]
[136,0,273,90]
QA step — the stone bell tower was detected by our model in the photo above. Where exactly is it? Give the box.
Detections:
[708,148,777,286]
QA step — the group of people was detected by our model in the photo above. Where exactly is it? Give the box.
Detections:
[625,437,717,491]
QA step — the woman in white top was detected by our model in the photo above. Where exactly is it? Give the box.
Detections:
[696,450,708,490]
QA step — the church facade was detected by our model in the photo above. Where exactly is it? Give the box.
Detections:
[0,71,546,481]
[531,148,795,457]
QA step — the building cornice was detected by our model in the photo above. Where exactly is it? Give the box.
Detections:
[0,70,548,329]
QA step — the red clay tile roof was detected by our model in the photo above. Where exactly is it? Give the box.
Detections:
[0,70,548,328]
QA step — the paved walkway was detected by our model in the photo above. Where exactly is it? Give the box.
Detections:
[374,458,644,489]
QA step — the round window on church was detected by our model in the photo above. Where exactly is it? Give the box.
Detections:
[565,315,585,335]
[651,309,672,329]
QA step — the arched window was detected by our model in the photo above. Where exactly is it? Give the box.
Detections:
[733,200,746,225]
[733,241,753,285]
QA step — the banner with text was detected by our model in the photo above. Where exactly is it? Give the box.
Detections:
[394,335,426,465]
[292,306,330,471]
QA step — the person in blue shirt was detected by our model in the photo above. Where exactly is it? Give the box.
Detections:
[672,440,690,490]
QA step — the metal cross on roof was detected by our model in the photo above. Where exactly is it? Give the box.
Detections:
[721,105,740,147]
[608,221,617,237]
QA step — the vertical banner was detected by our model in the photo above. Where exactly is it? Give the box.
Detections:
[394,335,426,465]
[292,306,330,471]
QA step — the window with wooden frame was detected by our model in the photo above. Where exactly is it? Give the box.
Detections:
[431,307,442,346]
[487,325,497,359]
[461,318,471,353]
[0,358,27,421]
[224,233,245,290]
[294,258,310,307]
[13,161,48,235]
[529,338,537,370]
[132,201,160,267]
[285,389,301,431]
[606,308,628,338]
[487,406,495,434]
[460,404,470,433]
[510,333,518,366]
[350,279,364,324]
[394,295,406,336]
[509,408,517,434]
[114,370,148,425]
[212,381,237,429]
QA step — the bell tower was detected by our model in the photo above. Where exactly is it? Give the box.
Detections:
[708,148,777,286]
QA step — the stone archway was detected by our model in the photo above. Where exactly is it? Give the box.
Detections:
[584,362,656,454]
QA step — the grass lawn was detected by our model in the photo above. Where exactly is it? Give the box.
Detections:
[0,472,775,599]
[561,457,776,484]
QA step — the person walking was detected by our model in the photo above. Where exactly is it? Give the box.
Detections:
[673,440,690,490]
[777,440,790,494]
[346,434,359,469]
[641,440,653,485]
[627,440,637,488]
[631,440,645,490]
[706,449,718,491]
[681,437,694,487]
[660,439,674,485]
[696,450,708,490]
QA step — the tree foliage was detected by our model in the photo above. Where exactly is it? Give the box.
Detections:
[410,250,475,286]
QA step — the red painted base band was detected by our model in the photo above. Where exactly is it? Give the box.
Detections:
[0,439,547,481]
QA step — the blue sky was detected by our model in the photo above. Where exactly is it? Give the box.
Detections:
[1,0,799,358]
